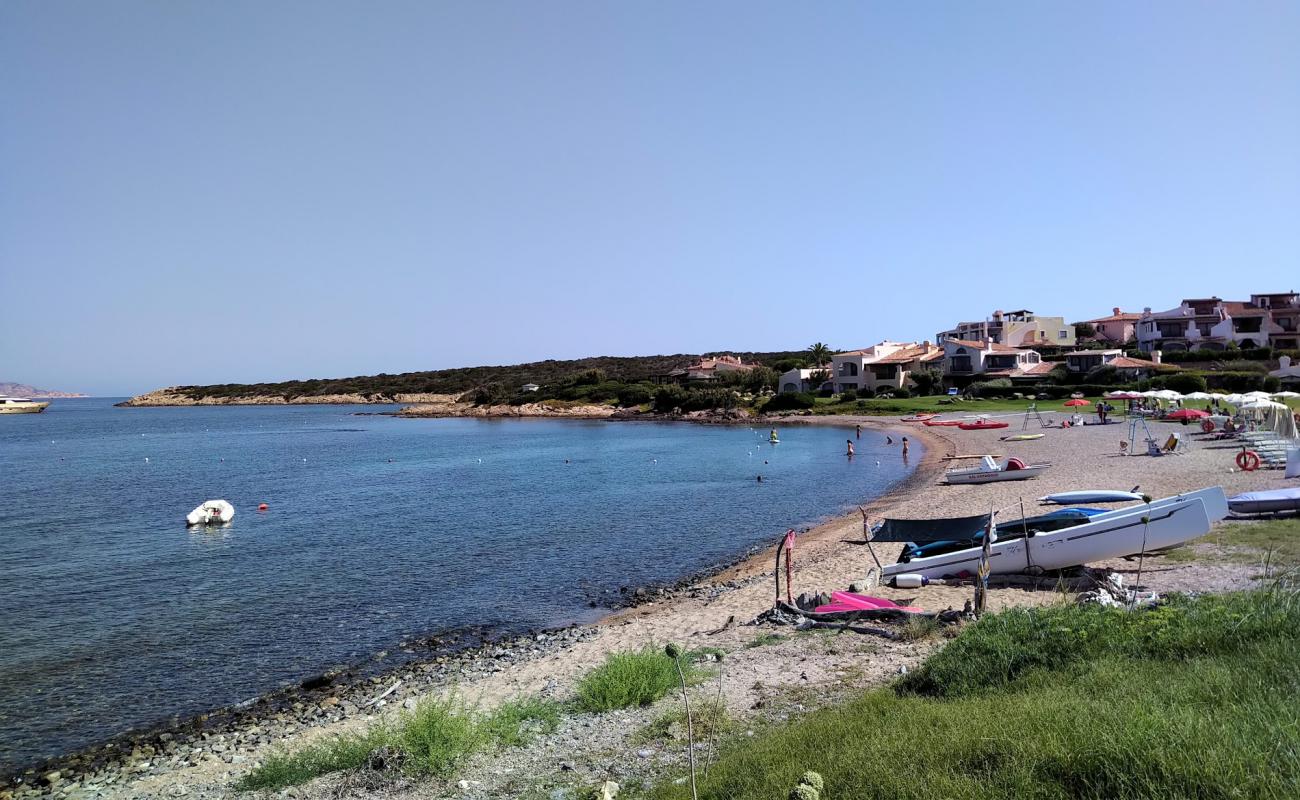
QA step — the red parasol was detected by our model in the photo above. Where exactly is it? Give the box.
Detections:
[1166,408,1210,421]
[1063,399,1091,407]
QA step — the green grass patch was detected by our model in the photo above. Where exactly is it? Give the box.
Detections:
[744,632,788,648]
[634,698,733,744]
[236,693,560,792]
[646,588,1300,800]
[574,647,690,712]
[481,696,563,747]
[234,728,389,792]
[1169,518,1300,567]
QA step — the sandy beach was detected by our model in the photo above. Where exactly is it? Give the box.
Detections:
[15,413,1293,800]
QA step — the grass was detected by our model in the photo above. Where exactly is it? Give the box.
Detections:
[235,694,559,792]
[1166,517,1300,567]
[645,588,1300,800]
[634,698,734,744]
[744,632,788,648]
[574,647,695,712]
[480,696,563,747]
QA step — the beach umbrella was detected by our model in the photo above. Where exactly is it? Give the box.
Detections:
[1063,399,1090,407]
[1183,392,1212,400]
[1107,391,1141,399]
[1274,391,1300,399]
[1155,389,1184,401]
[1242,391,1273,401]
[1166,408,1209,421]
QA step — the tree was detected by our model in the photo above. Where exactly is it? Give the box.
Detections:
[910,368,943,397]
[807,342,833,367]
[808,369,831,389]
[1074,322,1097,340]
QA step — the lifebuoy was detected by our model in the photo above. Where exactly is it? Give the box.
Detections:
[1201,419,1215,433]
[1236,450,1261,472]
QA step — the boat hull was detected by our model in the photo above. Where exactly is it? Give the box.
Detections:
[0,402,50,414]
[883,487,1228,579]
[944,465,1048,484]
[1228,489,1300,515]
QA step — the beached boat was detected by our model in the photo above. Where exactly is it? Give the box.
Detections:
[944,456,1048,484]
[901,414,937,422]
[0,396,50,414]
[922,419,964,427]
[957,419,1009,430]
[1039,490,1143,504]
[186,499,235,526]
[877,487,1228,580]
[1228,488,1300,515]
[898,507,1105,563]
[1001,433,1044,441]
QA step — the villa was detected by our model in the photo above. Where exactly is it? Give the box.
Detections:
[1062,349,1177,380]
[658,355,759,385]
[941,338,1053,383]
[1079,308,1142,344]
[936,309,1076,349]
[825,341,943,394]
[1136,293,1300,353]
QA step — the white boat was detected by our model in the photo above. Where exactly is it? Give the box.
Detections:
[0,396,51,414]
[881,487,1228,580]
[186,499,235,526]
[944,456,1049,485]
[1040,490,1144,504]
[1228,489,1300,515]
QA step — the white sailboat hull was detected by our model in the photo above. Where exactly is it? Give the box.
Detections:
[883,487,1228,579]
[944,465,1048,484]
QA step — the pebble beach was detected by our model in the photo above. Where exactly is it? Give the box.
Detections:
[12,412,1292,800]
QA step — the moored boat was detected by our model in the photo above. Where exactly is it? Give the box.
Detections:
[0,396,51,414]
[186,500,235,526]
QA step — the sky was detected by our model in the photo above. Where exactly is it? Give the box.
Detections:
[2,2,1298,396]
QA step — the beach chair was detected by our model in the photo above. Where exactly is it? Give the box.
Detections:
[1161,432,1185,454]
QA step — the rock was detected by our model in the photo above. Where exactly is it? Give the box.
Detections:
[549,789,576,800]
[599,780,620,800]
[42,771,62,786]
[636,749,653,759]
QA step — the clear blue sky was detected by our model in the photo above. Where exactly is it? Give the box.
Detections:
[3,1,1297,396]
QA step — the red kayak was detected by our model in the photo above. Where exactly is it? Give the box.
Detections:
[957,420,1010,430]
[923,419,964,427]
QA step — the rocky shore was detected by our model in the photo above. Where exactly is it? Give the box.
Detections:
[116,389,458,407]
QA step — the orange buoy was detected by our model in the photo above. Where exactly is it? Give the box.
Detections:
[1201,419,1215,434]
[1235,450,1260,472]
[257,503,269,511]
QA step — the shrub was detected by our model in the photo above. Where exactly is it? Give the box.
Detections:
[575,648,683,712]
[856,386,876,399]
[1084,364,1120,385]
[397,696,485,777]
[763,393,816,412]
[1164,372,1208,394]
[891,386,912,399]
[235,730,388,792]
[652,385,689,412]
[838,389,858,402]
[816,387,834,398]
[616,383,654,407]
[910,369,942,396]
[481,697,562,747]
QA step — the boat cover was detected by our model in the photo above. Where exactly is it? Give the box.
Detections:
[872,513,992,544]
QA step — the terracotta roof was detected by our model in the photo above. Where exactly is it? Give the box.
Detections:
[873,345,941,364]
[1063,349,1122,357]
[1085,313,1141,324]
[1220,302,1269,317]
[1016,362,1058,376]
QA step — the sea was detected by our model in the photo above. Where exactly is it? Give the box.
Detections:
[0,398,915,773]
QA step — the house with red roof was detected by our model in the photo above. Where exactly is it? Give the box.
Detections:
[782,341,942,394]
[661,355,757,384]
[1137,293,1300,352]
[941,338,1047,382]
[1079,308,1142,344]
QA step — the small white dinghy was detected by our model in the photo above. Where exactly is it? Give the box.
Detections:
[1040,490,1144,505]
[186,499,235,526]
[944,456,1049,485]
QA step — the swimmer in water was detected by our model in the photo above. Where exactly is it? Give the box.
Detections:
[756,474,763,482]
[846,439,855,457]
[855,424,861,439]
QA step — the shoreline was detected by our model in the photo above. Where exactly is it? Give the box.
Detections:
[5,416,933,793]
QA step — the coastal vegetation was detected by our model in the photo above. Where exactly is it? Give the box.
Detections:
[234,694,561,792]
[574,647,703,713]
[649,587,1300,799]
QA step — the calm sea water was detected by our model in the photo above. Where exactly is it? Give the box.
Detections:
[0,399,915,771]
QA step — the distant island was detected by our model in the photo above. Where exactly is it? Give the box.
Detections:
[0,381,87,398]
[117,351,806,409]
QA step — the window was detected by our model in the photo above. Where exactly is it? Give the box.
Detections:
[1058,330,1068,339]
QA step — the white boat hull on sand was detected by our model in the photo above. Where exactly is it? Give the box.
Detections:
[945,465,1048,484]
[883,487,1228,579]
[1040,490,1144,504]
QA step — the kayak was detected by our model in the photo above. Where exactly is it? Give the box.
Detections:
[1039,490,1144,504]
[901,414,937,422]
[923,419,964,427]
[957,421,1009,430]
[1001,433,1044,441]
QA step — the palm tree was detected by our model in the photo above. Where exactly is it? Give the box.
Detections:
[807,342,833,368]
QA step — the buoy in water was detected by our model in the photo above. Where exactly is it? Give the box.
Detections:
[258,503,269,511]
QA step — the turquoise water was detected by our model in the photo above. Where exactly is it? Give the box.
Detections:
[0,399,914,772]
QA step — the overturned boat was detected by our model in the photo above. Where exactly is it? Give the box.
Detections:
[872,487,1228,580]
[1228,488,1300,515]
[186,499,235,526]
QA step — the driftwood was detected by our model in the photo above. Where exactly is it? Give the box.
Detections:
[701,615,736,636]
[366,681,400,707]
[800,619,901,640]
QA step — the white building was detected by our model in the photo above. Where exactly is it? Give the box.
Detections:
[941,339,1051,381]
[1137,293,1300,353]
[937,309,1075,349]
[827,342,944,394]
